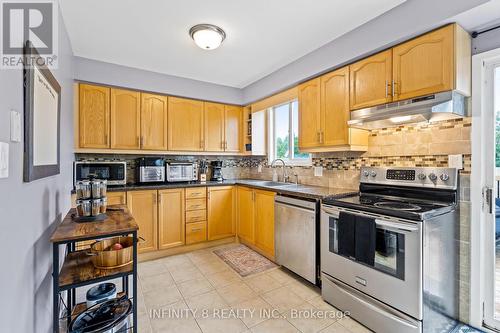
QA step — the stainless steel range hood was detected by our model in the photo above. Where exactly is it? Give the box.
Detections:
[348,91,469,130]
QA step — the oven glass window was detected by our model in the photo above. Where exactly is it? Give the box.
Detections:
[328,217,405,280]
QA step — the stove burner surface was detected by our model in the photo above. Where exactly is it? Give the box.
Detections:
[373,201,421,211]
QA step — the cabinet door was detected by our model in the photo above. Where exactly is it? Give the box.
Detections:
[224,105,242,153]
[110,89,141,149]
[141,93,168,150]
[79,84,110,148]
[349,50,392,110]
[298,78,321,149]
[393,25,453,100]
[168,97,204,151]
[237,186,255,244]
[207,186,235,240]
[158,189,185,249]
[107,191,127,206]
[204,102,225,152]
[321,67,350,146]
[254,190,276,259]
[127,190,158,253]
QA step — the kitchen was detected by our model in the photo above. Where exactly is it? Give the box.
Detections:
[0,1,499,333]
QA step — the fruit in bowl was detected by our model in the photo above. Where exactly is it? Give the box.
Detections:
[110,243,123,251]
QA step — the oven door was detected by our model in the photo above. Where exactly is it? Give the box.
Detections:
[321,205,423,320]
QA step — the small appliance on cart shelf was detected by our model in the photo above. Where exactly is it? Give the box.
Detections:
[74,176,108,222]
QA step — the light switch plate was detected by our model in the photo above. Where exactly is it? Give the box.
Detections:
[314,166,323,177]
[448,154,463,170]
[10,110,21,142]
[0,142,9,178]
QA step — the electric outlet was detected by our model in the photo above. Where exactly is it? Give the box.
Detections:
[10,110,21,142]
[257,164,262,173]
[448,154,463,170]
[314,166,323,177]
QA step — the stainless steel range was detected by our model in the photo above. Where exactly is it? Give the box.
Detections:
[321,167,459,333]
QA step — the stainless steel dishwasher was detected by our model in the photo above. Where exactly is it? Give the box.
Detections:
[275,195,318,284]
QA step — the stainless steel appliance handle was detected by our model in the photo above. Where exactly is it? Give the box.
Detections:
[324,275,419,329]
[322,206,419,232]
[275,202,315,216]
[375,219,419,232]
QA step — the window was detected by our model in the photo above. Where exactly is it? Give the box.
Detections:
[268,100,311,165]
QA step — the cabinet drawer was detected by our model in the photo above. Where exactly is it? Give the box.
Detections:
[186,222,207,244]
[186,198,206,211]
[186,187,206,199]
[186,209,207,223]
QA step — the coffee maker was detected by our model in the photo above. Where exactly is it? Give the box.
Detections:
[210,161,223,181]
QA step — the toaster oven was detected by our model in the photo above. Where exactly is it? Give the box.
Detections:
[166,163,198,182]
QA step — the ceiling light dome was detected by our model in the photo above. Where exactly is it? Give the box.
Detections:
[189,24,226,50]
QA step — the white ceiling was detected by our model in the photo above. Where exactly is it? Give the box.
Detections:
[60,0,406,88]
[450,0,500,30]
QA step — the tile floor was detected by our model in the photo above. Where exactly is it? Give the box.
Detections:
[136,243,372,333]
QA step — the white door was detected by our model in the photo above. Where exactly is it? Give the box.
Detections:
[481,59,500,331]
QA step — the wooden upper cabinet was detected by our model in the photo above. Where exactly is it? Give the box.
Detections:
[110,89,141,149]
[321,67,350,146]
[141,93,168,150]
[168,97,204,151]
[224,105,242,153]
[127,190,158,253]
[254,190,275,259]
[207,186,235,241]
[298,78,321,149]
[79,84,110,148]
[237,186,255,244]
[392,24,471,100]
[204,102,225,152]
[158,188,185,250]
[349,50,393,110]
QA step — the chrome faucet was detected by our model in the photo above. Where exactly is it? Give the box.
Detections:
[271,159,288,182]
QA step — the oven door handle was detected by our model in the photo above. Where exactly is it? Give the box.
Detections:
[375,219,419,233]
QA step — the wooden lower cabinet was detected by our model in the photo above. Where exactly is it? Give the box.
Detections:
[158,189,185,250]
[186,222,207,245]
[236,186,255,244]
[236,187,276,259]
[107,191,127,205]
[208,186,235,241]
[254,190,276,259]
[127,190,158,253]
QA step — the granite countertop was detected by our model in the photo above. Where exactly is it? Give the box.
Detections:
[73,179,357,200]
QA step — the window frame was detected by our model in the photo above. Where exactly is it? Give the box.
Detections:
[267,99,311,166]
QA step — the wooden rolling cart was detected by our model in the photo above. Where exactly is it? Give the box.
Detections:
[50,205,139,332]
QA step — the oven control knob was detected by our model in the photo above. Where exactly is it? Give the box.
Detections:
[417,173,426,180]
[363,170,370,177]
[428,173,438,181]
[440,174,450,181]
[370,171,377,178]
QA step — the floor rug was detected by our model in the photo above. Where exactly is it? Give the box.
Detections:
[451,324,486,333]
[213,245,277,277]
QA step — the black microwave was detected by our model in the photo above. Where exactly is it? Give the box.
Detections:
[74,161,127,186]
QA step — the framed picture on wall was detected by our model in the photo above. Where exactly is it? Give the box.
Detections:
[23,40,61,182]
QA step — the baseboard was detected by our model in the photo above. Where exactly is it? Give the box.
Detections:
[138,237,237,262]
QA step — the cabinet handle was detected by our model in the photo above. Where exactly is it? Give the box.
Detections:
[317,132,320,143]
[140,136,144,148]
[191,228,202,232]
[105,134,108,146]
[385,80,388,98]
[221,141,224,149]
[391,80,395,97]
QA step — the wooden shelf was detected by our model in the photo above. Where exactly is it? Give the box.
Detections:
[59,250,133,290]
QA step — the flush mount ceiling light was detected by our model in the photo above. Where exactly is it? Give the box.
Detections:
[189,24,226,50]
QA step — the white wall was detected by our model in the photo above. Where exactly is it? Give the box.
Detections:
[74,57,243,105]
[0,10,74,333]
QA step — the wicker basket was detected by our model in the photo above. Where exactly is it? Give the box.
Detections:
[89,236,133,269]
